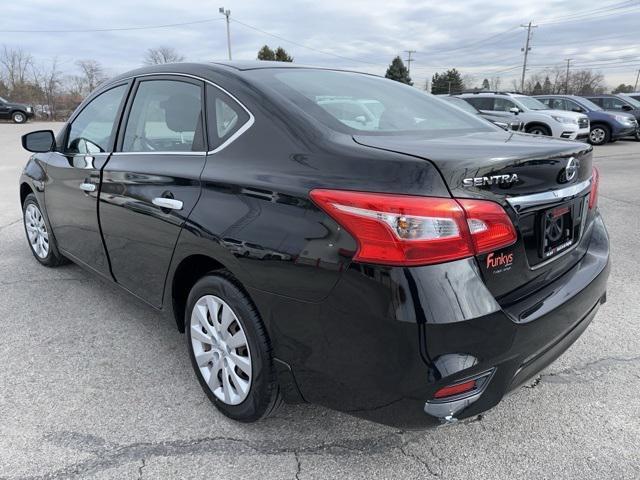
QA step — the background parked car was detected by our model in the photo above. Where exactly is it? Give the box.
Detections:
[621,92,640,102]
[584,94,640,141]
[458,92,590,140]
[535,94,638,145]
[0,96,34,123]
[440,95,524,131]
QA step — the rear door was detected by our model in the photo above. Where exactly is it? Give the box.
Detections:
[98,76,207,306]
[44,83,130,276]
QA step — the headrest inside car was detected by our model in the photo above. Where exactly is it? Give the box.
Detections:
[160,94,200,133]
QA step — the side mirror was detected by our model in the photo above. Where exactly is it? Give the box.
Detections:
[22,130,55,153]
[621,104,633,111]
[509,107,520,115]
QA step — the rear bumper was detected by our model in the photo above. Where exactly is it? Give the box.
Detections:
[254,214,609,428]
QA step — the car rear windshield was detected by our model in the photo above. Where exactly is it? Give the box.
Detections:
[249,69,493,136]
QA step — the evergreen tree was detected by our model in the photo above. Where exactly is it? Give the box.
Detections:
[385,56,412,85]
[542,76,552,94]
[274,47,293,62]
[533,81,543,95]
[612,83,634,94]
[257,45,275,61]
[430,68,464,94]
[482,78,490,90]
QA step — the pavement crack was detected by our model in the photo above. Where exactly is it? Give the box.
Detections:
[137,458,146,480]
[398,433,441,477]
[539,355,640,384]
[293,451,301,480]
[0,218,21,233]
[12,430,408,480]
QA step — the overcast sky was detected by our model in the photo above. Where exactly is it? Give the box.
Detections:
[2,0,639,89]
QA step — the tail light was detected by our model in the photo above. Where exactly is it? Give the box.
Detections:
[589,166,599,209]
[433,379,477,399]
[310,189,516,266]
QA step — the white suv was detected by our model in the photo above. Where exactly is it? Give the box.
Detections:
[459,92,590,140]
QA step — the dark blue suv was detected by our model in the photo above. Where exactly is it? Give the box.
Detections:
[535,95,638,145]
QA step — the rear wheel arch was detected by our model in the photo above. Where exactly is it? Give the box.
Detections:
[171,254,256,333]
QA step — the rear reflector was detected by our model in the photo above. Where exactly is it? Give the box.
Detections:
[310,189,516,266]
[589,166,599,210]
[433,379,477,399]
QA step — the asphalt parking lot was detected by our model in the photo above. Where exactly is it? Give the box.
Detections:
[0,122,638,480]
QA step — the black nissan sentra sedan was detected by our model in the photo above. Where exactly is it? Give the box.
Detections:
[19,62,609,427]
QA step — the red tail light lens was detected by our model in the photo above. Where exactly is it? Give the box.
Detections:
[310,189,517,266]
[434,379,477,399]
[458,199,517,255]
[589,166,599,210]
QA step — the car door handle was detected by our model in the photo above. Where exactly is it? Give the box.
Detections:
[79,182,96,192]
[152,197,183,210]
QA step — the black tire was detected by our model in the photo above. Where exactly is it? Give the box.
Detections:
[12,111,27,124]
[635,130,640,142]
[588,124,611,146]
[22,193,67,267]
[526,124,551,136]
[185,272,282,422]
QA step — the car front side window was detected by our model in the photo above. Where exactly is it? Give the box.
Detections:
[493,98,517,112]
[66,85,128,154]
[122,79,204,153]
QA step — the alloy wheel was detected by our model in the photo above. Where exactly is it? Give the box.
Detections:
[590,128,606,144]
[13,113,25,123]
[190,295,252,405]
[24,203,49,258]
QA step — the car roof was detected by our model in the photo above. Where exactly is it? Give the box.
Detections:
[101,61,384,96]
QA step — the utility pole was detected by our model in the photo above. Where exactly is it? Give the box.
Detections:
[404,50,416,75]
[520,21,537,92]
[634,69,640,91]
[219,7,232,60]
[564,59,572,94]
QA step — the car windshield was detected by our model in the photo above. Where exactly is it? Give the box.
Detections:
[622,95,640,108]
[576,97,602,111]
[250,69,493,135]
[0,96,7,103]
[516,96,549,110]
[441,96,480,114]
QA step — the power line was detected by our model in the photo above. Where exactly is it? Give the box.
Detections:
[229,17,386,66]
[0,18,224,33]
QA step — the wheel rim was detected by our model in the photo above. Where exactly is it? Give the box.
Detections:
[190,295,252,405]
[14,113,24,123]
[24,204,49,259]
[590,128,606,144]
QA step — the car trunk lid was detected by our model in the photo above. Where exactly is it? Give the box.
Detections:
[353,131,595,300]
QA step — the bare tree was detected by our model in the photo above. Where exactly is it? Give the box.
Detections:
[32,58,61,119]
[143,47,185,65]
[0,46,33,91]
[75,59,106,92]
[489,76,501,91]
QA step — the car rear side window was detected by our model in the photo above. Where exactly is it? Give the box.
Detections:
[464,97,494,111]
[66,84,127,154]
[122,79,205,152]
[206,84,250,150]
